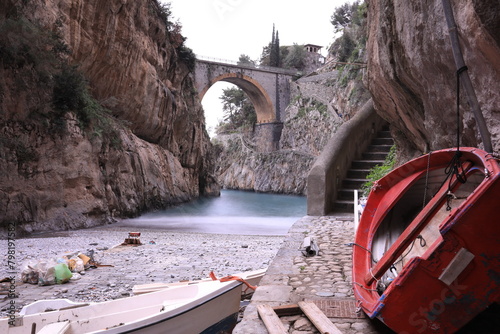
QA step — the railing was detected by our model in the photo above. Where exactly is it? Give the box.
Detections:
[195,54,301,76]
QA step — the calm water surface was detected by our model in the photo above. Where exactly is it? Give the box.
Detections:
[116,190,306,235]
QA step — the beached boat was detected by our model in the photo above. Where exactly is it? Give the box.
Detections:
[131,268,266,297]
[352,147,500,333]
[1,279,241,333]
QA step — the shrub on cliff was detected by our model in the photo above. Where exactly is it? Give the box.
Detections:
[52,65,121,147]
[0,17,69,78]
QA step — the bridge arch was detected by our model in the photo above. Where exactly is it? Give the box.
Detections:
[198,73,275,123]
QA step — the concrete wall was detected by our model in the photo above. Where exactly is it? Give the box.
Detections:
[307,99,386,215]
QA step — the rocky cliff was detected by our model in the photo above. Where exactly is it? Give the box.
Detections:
[215,64,370,195]
[0,0,219,235]
[366,0,500,159]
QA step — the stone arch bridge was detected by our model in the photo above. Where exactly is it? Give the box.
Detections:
[194,56,298,151]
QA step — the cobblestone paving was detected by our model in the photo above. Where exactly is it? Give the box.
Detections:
[234,215,391,334]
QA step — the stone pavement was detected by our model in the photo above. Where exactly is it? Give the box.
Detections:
[233,214,392,334]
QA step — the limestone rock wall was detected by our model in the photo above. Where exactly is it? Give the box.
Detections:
[0,0,218,235]
[366,0,500,159]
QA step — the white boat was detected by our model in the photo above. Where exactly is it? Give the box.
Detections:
[131,268,267,297]
[1,279,242,334]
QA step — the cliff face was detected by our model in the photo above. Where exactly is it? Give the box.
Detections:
[366,0,500,159]
[215,67,370,195]
[0,0,218,235]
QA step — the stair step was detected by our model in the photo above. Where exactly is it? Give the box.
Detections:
[337,189,354,202]
[371,137,394,145]
[342,179,366,189]
[332,125,394,213]
[377,130,392,138]
[351,160,385,169]
[362,152,389,160]
[334,200,355,212]
[366,144,393,153]
[347,169,371,179]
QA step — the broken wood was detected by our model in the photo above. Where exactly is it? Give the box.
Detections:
[257,304,287,334]
[298,301,342,334]
[272,304,302,317]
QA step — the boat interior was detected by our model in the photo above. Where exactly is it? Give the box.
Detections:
[370,163,485,293]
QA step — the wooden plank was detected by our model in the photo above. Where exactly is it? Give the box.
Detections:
[257,304,287,334]
[272,304,302,317]
[298,301,342,334]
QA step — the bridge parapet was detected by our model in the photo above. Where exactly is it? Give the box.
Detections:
[196,55,301,76]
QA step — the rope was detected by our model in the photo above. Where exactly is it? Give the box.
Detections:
[422,151,432,210]
[455,66,467,151]
[209,271,258,292]
[353,282,378,292]
[440,66,469,211]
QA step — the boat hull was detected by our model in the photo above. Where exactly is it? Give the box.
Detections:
[352,148,500,333]
[1,280,241,334]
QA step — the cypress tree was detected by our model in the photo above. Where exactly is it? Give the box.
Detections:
[274,30,280,67]
[269,24,280,67]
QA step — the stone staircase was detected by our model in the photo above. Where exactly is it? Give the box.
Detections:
[334,127,394,212]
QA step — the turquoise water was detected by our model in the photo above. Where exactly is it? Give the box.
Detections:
[117,190,306,235]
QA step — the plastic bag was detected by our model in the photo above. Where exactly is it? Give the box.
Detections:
[20,260,39,285]
[37,259,57,286]
[68,257,84,272]
[54,263,72,284]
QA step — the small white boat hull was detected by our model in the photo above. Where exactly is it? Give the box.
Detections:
[1,280,241,334]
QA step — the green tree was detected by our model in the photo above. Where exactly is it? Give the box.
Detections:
[284,44,306,70]
[270,26,280,67]
[331,1,358,33]
[218,87,256,133]
[237,54,255,67]
[329,1,367,62]
[260,24,281,67]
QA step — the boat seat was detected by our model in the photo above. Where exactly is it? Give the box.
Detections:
[37,320,70,334]
[19,299,88,315]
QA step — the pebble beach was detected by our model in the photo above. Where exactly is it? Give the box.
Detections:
[0,225,284,316]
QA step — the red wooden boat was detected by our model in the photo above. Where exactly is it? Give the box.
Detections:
[352,147,500,333]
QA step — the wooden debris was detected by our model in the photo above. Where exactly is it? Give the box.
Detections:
[257,304,287,334]
[298,301,342,334]
[272,304,302,317]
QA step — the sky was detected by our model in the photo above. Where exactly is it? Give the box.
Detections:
[164,0,351,136]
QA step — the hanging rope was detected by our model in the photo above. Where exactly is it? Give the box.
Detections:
[455,66,468,151]
[443,66,469,210]
[422,151,432,210]
[441,0,492,153]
